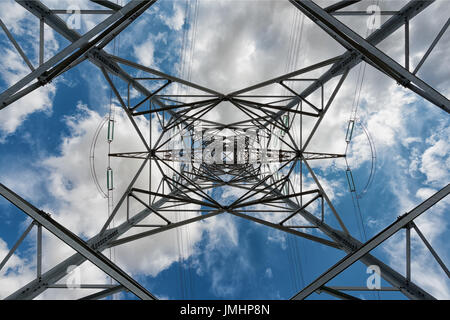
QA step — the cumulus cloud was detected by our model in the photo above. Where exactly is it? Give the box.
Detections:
[0,235,35,299]
[0,99,239,298]
[383,194,450,299]
[0,48,56,140]
[0,0,60,140]
[160,2,186,31]
[265,267,273,279]
[419,125,450,185]
[134,36,156,67]
[1,0,449,300]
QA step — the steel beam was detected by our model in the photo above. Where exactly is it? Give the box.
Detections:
[108,210,222,248]
[79,285,125,300]
[324,0,362,13]
[1,0,447,302]
[91,0,122,11]
[0,221,35,271]
[244,0,435,127]
[328,286,399,292]
[290,0,450,113]
[290,184,449,300]
[411,222,450,278]
[228,210,341,249]
[0,183,156,300]
[0,18,35,71]
[318,286,360,300]
[413,18,450,75]
[4,183,193,300]
[0,0,155,109]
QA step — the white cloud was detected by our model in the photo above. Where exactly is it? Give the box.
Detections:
[383,220,450,299]
[0,101,241,297]
[0,0,60,140]
[160,2,186,31]
[1,0,450,300]
[134,36,156,67]
[201,215,248,297]
[0,49,56,140]
[419,129,449,185]
[265,267,273,279]
[0,236,35,299]
[415,187,437,201]
[0,1,28,34]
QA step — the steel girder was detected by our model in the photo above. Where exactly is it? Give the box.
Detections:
[0,14,223,293]
[3,173,218,300]
[0,183,156,300]
[9,0,224,120]
[79,285,125,300]
[254,170,438,300]
[289,0,450,114]
[91,0,123,11]
[3,144,221,300]
[0,0,157,109]
[0,0,448,301]
[229,0,437,128]
[291,184,450,300]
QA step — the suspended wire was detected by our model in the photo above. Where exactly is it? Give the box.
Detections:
[342,0,381,300]
[185,0,199,299]
[102,0,122,299]
[175,0,189,300]
[281,8,306,294]
[187,0,199,84]
[283,9,297,293]
[344,0,376,243]
[344,59,368,243]
[357,121,377,198]
[174,0,199,299]
[89,116,109,199]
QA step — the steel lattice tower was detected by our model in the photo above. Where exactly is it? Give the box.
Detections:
[0,0,449,300]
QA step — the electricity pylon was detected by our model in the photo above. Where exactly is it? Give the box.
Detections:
[0,0,449,300]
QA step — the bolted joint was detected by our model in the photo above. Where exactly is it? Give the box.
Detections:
[396,77,411,87]
[37,72,51,85]
[404,221,413,230]
[38,209,51,218]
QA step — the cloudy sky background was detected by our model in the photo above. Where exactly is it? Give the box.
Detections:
[0,0,449,299]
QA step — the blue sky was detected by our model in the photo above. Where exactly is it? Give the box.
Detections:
[0,0,449,300]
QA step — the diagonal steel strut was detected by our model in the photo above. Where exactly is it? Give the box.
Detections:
[259,173,437,300]
[0,0,157,109]
[231,0,436,128]
[1,0,447,301]
[290,0,450,114]
[4,175,217,300]
[291,184,449,300]
[0,183,156,300]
